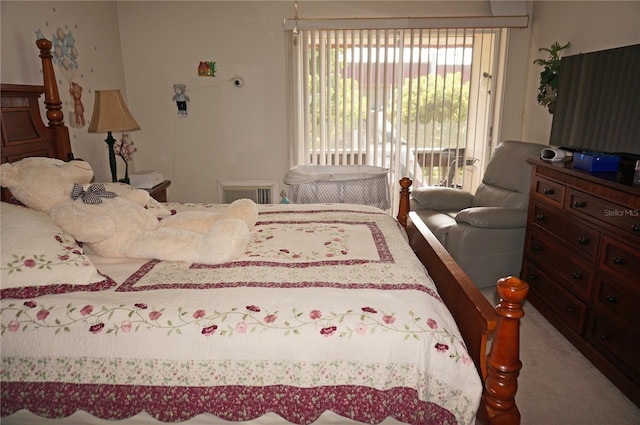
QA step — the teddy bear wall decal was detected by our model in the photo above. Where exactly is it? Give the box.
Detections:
[69,82,86,127]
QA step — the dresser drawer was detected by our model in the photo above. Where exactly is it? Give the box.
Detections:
[599,237,640,283]
[526,229,594,302]
[530,202,600,261]
[523,261,587,333]
[589,312,640,380]
[568,188,640,241]
[532,176,565,208]
[595,274,640,327]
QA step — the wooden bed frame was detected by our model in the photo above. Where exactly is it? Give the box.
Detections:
[1,39,529,425]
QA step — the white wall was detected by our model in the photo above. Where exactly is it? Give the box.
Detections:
[117,1,293,203]
[3,1,639,202]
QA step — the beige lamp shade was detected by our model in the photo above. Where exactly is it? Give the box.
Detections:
[88,90,140,133]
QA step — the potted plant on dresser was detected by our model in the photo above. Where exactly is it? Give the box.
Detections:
[534,41,571,113]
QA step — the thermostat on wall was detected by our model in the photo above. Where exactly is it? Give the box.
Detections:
[130,170,164,189]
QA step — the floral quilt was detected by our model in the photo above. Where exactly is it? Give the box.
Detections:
[1,203,481,425]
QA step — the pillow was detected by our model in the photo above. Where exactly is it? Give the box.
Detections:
[0,202,115,299]
[100,182,172,218]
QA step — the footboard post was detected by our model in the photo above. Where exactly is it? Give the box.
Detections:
[483,276,528,425]
[397,177,412,228]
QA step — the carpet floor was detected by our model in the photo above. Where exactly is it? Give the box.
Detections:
[481,288,640,425]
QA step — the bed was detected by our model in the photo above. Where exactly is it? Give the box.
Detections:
[0,39,528,425]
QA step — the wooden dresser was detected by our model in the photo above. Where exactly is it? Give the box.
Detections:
[522,158,640,407]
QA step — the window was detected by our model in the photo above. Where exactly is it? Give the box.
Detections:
[285,17,526,212]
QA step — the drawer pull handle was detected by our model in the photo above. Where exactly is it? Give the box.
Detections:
[578,237,590,245]
[633,224,640,232]
[573,201,587,208]
[600,333,611,342]
[613,256,625,265]
[535,214,546,222]
[566,307,575,313]
[543,188,555,195]
[532,245,543,252]
[606,295,617,304]
[572,272,583,279]
[527,273,537,281]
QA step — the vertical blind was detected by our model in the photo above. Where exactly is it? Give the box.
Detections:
[287,25,508,210]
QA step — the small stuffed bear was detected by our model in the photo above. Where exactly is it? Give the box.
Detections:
[172,83,190,116]
[0,157,258,264]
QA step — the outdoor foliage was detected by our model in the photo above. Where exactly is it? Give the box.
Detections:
[399,73,469,125]
[307,74,368,137]
[306,47,471,153]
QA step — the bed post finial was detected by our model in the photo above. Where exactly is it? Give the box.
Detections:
[36,38,72,161]
[397,177,412,228]
[36,38,64,128]
[483,275,529,424]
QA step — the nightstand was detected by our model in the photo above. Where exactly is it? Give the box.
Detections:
[145,180,171,202]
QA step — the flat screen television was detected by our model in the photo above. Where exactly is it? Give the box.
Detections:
[549,43,640,160]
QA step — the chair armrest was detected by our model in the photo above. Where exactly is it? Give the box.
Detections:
[455,207,528,229]
[411,187,474,211]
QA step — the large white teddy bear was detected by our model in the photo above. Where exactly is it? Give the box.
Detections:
[0,157,258,264]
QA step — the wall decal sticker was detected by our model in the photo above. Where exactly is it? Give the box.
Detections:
[198,61,217,77]
[36,26,85,128]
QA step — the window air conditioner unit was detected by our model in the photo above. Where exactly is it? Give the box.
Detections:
[218,180,280,205]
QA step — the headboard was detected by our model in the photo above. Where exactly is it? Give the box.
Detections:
[1,39,72,200]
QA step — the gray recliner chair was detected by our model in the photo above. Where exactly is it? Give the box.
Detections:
[410,140,547,288]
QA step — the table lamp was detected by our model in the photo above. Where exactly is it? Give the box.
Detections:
[88,90,140,182]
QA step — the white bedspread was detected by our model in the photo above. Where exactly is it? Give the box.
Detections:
[1,204,481,425]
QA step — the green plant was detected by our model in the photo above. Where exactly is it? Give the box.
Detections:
[399,73,469,125]
[534,41,571,107]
